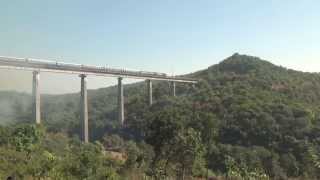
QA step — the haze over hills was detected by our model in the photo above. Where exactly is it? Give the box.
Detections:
[1,53,320,126]
[1,54,320,178]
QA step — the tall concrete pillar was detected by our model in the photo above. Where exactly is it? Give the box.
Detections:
[118,77,124,125]
[80,74,89,143]
[171,81,176,97]
[32,71,41,124]
[147,79,153,105]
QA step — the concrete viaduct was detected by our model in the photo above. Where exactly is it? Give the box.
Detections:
[0,56,197,143]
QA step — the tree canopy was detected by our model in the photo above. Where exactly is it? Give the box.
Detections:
[1,53,320,179]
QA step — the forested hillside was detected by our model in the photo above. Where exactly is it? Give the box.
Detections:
[1,53,320,179]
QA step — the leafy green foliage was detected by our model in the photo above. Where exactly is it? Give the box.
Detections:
[2,53,320,179]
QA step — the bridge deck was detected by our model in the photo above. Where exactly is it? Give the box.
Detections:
[0,56,197,83]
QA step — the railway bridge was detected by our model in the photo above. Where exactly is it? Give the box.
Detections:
[0,56,197,142]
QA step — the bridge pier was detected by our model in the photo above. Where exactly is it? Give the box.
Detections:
[171,81,176,97]
[80,74,89,143]
[118,77,124,125]
[147,80,153,105]
[32,71,41,124]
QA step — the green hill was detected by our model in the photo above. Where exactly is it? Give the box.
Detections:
[1,53,320,179]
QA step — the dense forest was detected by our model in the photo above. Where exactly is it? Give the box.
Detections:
[1,53,320,179]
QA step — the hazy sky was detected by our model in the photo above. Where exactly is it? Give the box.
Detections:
[0,0,319,94]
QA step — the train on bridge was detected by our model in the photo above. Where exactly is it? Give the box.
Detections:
[0,55,197,143]
[0,56,196,83]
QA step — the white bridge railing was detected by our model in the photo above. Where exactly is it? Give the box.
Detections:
[0,56,197,83]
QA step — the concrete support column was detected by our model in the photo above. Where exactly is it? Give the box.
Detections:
[80,74,89,143]
[171,81,176,97]
[32,71,41,124]
[118,77,124,125]
[147,79,153,105]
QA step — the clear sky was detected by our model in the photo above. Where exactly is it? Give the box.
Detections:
[0,0,319,94]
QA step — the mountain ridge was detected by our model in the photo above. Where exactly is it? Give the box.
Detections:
[1,54,320,178]
[1,53,320,127]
